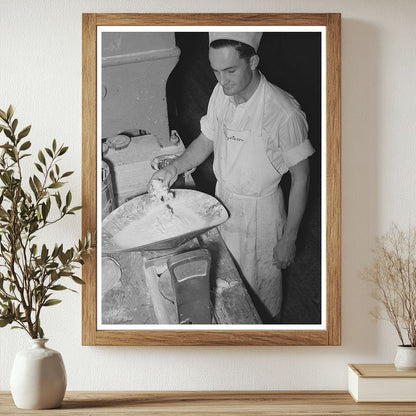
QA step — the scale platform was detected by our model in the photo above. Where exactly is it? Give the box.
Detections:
[101,228,262,326]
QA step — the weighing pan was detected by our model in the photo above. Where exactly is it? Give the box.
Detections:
[101,189,228,253]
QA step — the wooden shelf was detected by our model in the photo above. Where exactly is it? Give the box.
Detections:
[1,391,416,415]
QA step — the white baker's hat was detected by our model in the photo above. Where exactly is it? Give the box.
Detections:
[209,32,263,52]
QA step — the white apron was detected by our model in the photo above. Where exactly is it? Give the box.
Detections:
[213,84,287,321]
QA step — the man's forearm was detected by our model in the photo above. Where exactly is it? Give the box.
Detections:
[172,133,214,175]
[283,159,310,242]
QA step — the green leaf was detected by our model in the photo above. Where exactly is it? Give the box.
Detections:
[34,163,43,173]
[38,325,44,339]
[17,125,31,140]
[6,105,14,122]
[38,150,46,165]
[52,139,57,152]
[0,292,11,302]
[29,177,37,196]
[31,244,38,256]
[43,299,62,307]
[33,175,43,192]
[50,284,68,291]
[11,119,18,133]
[55,192,62,208]
[41,244,48,262]
[61,171,74,178]
[19,140,31,151]
[58,146,68,156]
[69,206,82,212]
[0,173,9,186]
[45,148,53,158]
[52,243,63,258]
[48,182,64,189]
[72,276,85,285]
[58,250,67,264]
[50,270,58,281]
[0,109,7,121]
[19,153,30,160]
[59,271,73,277]
[4,129,12,140]
[41,202,50,220]
[0,317,13,327]
[0,206,8,219]
[65,190,72,207]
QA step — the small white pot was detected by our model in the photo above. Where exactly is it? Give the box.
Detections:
[394,345,416,371]
[10,339,67,409]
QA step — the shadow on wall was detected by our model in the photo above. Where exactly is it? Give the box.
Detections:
[166,32,322,325]
[340,19,381,355]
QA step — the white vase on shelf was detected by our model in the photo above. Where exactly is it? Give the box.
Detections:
[394,345,416,371]
[10,338,67,409]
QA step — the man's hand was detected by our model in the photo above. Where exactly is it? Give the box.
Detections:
[272,158,310,270]
[148,164,178,192]
[273,238,296,269]
[147,132,213,195]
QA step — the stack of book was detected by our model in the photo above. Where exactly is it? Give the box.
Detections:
[348,364,416,402]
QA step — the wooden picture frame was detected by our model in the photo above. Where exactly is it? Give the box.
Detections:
[82,13,341,346]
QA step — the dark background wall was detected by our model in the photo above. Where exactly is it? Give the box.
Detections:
[167,32,322,324]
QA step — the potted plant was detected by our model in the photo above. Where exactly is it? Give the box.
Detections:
[0,106,94,408]
[362,223,416,370]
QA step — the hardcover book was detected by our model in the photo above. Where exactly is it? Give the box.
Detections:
[348,364,416,402]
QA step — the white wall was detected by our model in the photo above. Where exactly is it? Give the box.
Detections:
[1,0,415,391]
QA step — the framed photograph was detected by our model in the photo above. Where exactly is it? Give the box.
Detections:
[82,13,341,346]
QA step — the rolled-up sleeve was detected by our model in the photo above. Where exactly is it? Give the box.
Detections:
[280,110,314,163]
[283,139,315,167]
[200,115,216,141]
[266,109,315,173]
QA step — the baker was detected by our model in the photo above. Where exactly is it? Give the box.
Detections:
[149,32,315,323]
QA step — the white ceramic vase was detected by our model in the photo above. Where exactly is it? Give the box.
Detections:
[394,345,416,371]
[10,339,67,409]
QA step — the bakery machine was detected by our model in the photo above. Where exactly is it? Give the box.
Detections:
[102,130,187,208]
[101,31,186,208]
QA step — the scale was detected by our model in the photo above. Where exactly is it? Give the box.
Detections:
[142,245,212,324]
[101,189,229,325]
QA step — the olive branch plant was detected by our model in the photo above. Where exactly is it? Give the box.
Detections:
[0,106,94,339]
[362,223,416,347]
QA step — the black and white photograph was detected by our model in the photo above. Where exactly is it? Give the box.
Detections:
[81,13,341,346]
[99,28,323,328]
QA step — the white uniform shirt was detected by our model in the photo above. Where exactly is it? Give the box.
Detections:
[200,73,315,175]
